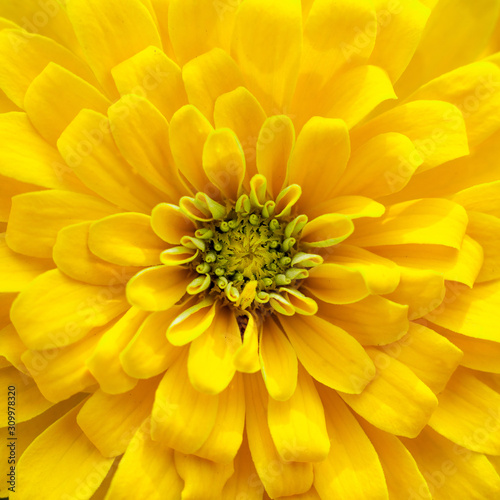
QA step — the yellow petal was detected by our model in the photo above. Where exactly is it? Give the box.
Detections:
[168,0,241,65]
[280,314,375,394]
[108,94,186,201]
[151,353,219,453]
[402,427,500,500]
[349,198,468,249]
[305,263,370,305]
[21,328,103,403]
[435,323,500,374]
[384,322,463,394]
[268,365,330,462]
[6,189,119,258]
[89,212,165,267]
[120,307,185,379]
[106,425,183,500]
[87,308,148,394]
[53,221,140,286]
[232,0,302,114]
[188,306,240,394]
[0,234,53,292]
[340,348,438,438]
[0,29,98,108]
[428,367,500,455]
[0,174,39,222]
[396,0,500,98]
[314,386,389,500]
[452,180,500,218]
[77,378,159,456]
[126,265,190,311]
[334,132,423,199]
[0,366,53,423]
[260,318,298,401]
[111,45,188,121]
[15,403,114,500]
[368,0,430,82]
[425,280,500,342]
[11,269,129,350]
[169,105,219,196]
[358,418,431,500]
[175,451,234,500]
[300,213,354,248]
[203,128,246,200]
[214,86,267,182]
[244,373,314,498]
[323,244,400,295]
[221,433,263,500]
[233,312,261,373]
[372,235,483,289]
[306,195,385,220]
[0,323,26,372]
[0,112,85,192]
[407,61,500,148]
[166,299,217,346]
[384,266,445,320]
[352,100,469,172]
[25,62,111,146]
[466,211,500,282]
[256,115,295,198]
[58,109,165,212]
[288,117,349,207]
[194,373,245,463]
[67,0,161,95]
[151,203,196,244]
[183,48,243,121]
[319,295,409,346]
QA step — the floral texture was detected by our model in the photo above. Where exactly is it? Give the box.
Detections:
[2,0,500,499]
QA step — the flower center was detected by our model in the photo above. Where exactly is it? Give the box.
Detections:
[176,175,323,314]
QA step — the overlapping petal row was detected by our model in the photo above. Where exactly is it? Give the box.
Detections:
[1,0,500,499]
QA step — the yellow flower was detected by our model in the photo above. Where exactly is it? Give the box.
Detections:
[1,0,500,498]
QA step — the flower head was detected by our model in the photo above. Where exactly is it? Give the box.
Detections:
[1,0,500,499]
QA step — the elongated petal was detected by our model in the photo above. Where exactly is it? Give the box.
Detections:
[15,403,114,500]
[0,29,98,108]
[402,427,500,500]
[126,265,190,311]
[151,353,219,453]
[11,270,129,350]
[58,109,166,212]
[0,235,53,292]
[21,329,103,403]
[67,0,161,95]
[77,377,159,456]
[268,365,330,462]
[108,94,185,201]
[340,348,438,438]
[244,373,314,498]
[288,117,349,207]
[425,280,500,342]
[260,319,298,401]
[452,180,500,218]
[151,203,196,244]
[89,213,165,266]
[319,295,409,346]
[385,322,463,394]
[232,0,302,114]
[106,425,183,499]
[86,308,148,394]
[305,264,370,305]
[167,299,216,346]
[111,45,188,121]
[120,307,185,379]
[428,367,500,454]
[314,386,389,500]
[194,374,245,463]
[214,86,267,181]
[350,198,468,249]
[280,314,375,394]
